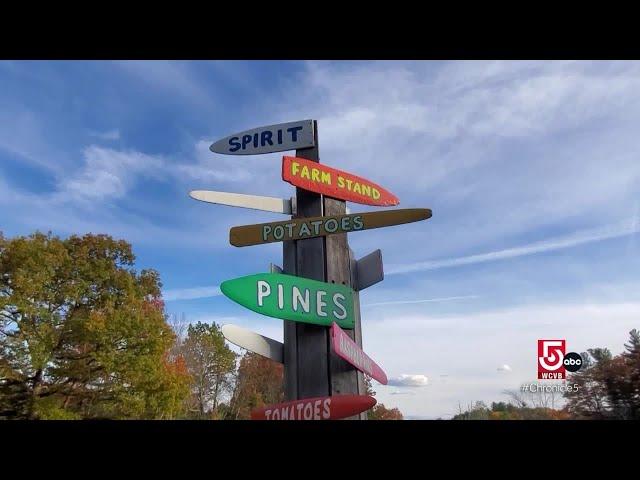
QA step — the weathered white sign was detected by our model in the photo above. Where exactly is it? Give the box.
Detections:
[210,120,315,155]
[189,190,293,215]
[221,324,283,364]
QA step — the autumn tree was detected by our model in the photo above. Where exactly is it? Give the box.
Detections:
[369,403,404,420]
[224,352,283,420]
[452,401,571,420]
[178,321,236,418]
[363,375,403,420]
[0,232,190,419]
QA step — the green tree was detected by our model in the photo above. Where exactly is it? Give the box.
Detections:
[0,231,190,419]
[179,321,236,418]
[620,329,640,418]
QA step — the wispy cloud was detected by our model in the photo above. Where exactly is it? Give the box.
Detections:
[56,145,165,203]
[89,129,120,141]
[112,61,215,108]
[497,364,512,373]
[363,296,480,307]
[163,285,222,302]
[387,218,640,276]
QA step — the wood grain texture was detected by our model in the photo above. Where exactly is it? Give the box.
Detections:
[325,196,366,419]
[284,122,330,400]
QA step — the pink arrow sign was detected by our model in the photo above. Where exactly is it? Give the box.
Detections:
[330,322,388,385]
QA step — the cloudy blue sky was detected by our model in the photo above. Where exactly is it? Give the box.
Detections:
[2,60,640,418]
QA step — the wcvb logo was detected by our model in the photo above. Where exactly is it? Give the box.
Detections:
[537,340,583,380]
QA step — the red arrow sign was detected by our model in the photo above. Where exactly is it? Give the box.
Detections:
[250,394,376,420]
[330,322,388,385]
[282,156,400,206]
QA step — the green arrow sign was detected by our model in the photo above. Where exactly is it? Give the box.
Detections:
[220,273,355,329]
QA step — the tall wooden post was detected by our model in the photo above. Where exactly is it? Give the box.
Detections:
[283,121,366,418]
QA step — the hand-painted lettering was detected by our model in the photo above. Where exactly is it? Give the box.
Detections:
[333,293,347,320]
[303,402,313,420]
[292,286,310,313]
[257,281,271,306]
[261,130,273,146]
[277,284,284,309]
[316,291,327,317]
[287,125,303,141]
[228,136,241,152]
[322,398,331,418]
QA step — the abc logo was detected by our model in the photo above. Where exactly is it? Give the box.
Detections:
[563,352,583,372]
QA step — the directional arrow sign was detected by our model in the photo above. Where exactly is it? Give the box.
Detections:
[330,322,388,384]
[229,208,431,247]
[355,249,384,291]
[221,324,283,363]
[210,120,315,155]
[250,394,376,420]
[190,190,294,215]
[190,190,351,216]
[282,156,400,206]
[220,273,355,329]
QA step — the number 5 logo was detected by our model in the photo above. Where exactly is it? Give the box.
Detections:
[539,340,565,370]
[538,340,566,379]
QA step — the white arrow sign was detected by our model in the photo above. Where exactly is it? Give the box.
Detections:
[210,119,315,155]
[189,190,293,215]
[221,324,284,364]
[190,190,350,215]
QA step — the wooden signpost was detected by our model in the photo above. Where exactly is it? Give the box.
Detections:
[191,118,433,420]
[229,208,431,247]
[220,273,355,328]
[282,156,400,206]
[250,394,376,420]
[221,324,283,363]
[330,322,388,385]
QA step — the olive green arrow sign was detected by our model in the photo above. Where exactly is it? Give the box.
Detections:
[220,273,355,329]
[230,208,432,247]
